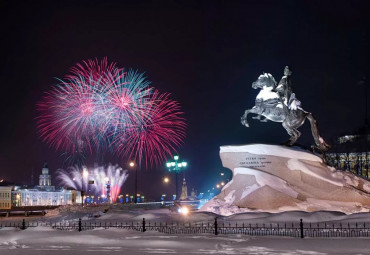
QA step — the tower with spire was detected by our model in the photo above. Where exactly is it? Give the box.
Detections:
[36,162,55,191]
[180,178,188,200]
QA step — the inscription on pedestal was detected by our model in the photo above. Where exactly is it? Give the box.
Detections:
[239,156,272,168]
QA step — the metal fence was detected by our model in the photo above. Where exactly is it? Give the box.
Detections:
[1,218,370,238]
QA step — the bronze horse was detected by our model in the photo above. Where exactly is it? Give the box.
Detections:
[240,71,330,152]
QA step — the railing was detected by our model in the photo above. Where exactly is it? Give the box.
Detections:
[1,218,370,238]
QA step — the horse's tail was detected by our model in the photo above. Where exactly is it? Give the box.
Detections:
[306,112,330,151]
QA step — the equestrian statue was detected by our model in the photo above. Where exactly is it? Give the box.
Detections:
[240,66,330,152]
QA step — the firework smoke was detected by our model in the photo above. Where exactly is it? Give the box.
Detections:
[57,164,128,202]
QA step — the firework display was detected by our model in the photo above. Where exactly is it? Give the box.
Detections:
[37,58,186,167]
[114,90,186,166]
[57,164,128,202]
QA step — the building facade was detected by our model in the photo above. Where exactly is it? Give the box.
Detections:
[11,188,78,206]
[326,125,370,179]
[0,186,12,210]
[11,163,81,207]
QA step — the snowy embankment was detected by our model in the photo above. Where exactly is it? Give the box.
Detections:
[2,205,370,225]
[1,206,370,254]
[1,223,370,254]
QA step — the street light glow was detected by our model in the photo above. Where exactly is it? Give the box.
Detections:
[174,155,179,160]
[83,170,89,178]
[166,162,171,168]
[129,162,135,167]
[164,177,169,183]
[182,162,187,167]
[178,206,189,215]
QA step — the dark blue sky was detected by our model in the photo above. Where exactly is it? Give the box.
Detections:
[1,0,369,199]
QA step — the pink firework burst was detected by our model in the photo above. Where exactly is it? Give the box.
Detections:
[113,90,186,167]
[37,59,122,154]
[37,58,186,167]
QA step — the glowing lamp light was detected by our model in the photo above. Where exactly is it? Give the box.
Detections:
[166,162,171,168]
[171,162,176,167]
[221,182,225,186]
[216,184,220,188]
[221,173,224,176]
[181,162,187,167]
[164,177,169,183]
[83,170,89,178]
[178,206,189,215]
[129,162,135,167]
[177,163,182,168]
[174,155,179,161]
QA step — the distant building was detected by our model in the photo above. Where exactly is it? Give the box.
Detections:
[179,178,198,201]
[326,124,370,179]
[0,186,12,210]
[190,188,196,197]
[36,162,54,190]
[180,178,188,200]
[11,163,81,207]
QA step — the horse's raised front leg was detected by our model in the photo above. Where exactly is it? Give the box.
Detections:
[241,108,258,127]
[252,115,269,122]
[259,116,269,122]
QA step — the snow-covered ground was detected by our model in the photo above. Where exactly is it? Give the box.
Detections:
[2,226,370,255]
[1,206,370,254]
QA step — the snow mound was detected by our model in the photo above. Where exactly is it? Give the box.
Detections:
[201,144,370,215]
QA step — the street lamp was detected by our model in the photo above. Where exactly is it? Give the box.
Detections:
[166,155,187,200]
[163,177,169,183]
[82,169,89,206]
[104,177,110,203]
[129,161,138,204]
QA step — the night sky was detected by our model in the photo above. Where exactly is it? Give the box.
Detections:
[1,0,370,199]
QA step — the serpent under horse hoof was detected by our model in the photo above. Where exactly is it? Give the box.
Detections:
[240,66,329,152]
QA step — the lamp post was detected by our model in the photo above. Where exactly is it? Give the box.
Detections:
[129,162,138,204]
[82,168,89,206]
[166,155,187,200]
[104,177,110,203]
